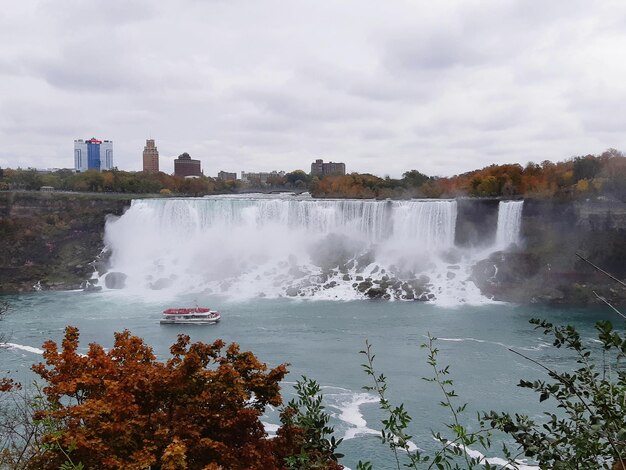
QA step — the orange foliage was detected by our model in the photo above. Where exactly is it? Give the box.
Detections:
[310,150,626,201]
[29,327,340,470]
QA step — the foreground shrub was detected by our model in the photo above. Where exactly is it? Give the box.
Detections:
[21,327,342,470]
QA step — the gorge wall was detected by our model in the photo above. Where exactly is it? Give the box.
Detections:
[0,191,131,292]
[470,198,626,305]
[1,191,625,306]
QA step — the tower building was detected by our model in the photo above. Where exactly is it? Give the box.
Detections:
[143,139,159,173]
[74,138,113,172]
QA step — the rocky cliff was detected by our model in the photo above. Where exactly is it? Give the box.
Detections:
[0,191,131,292]
[470,198,626,306]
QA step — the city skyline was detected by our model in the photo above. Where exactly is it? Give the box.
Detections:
[2,2,626,177]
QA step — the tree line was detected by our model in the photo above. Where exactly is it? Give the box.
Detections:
[0,168,313,196]
[2,149,626,200]
[310,149,626,200]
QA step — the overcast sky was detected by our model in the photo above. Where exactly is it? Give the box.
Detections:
[1,1,625,177]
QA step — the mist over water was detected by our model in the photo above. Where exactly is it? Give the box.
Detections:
[101,195,523,304]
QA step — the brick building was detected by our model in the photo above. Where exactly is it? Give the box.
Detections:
[217,171,237,181]
[310,159,345,177]
[142,139,159,173]
[174,153,202,177]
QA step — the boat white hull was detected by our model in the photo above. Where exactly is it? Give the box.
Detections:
[160,310,221,325]
[160,318,220,325]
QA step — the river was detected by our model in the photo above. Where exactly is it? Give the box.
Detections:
[0,291,616,468]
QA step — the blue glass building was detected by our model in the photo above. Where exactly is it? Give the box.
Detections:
[74,138,114,172]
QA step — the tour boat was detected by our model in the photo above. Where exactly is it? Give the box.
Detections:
[160,307,221,325]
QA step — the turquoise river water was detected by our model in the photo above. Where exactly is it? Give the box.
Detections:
[0,291,618,469]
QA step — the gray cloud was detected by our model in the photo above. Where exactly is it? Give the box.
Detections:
[1,0,626,177]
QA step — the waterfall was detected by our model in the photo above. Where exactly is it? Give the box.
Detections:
[495,201,524,249]
[100,196,527,304]
[102,195,460,300]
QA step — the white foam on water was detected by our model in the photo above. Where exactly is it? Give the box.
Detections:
[1,343,44,355]
[325,391,380,440]
[262,421,280,439]
[447,441,539,469]
[436,336,553,352]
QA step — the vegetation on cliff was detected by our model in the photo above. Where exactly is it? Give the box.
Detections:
[0,192,131,292]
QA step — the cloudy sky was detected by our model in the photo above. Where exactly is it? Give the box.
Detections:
[1,1,626,177]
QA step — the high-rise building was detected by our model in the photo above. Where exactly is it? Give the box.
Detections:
[240,170,285,184]
[217,171,237,181]
[142,139,159,173]
[74,138,113,172]
[310,159,345,177]
[174,153,202,177]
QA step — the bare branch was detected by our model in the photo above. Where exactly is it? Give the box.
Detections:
[576,253,626,289]
[593,291,626,321]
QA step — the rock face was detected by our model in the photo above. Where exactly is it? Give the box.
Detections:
[0,191,131,293]
[104,272,127,289]
[471,198,626,306]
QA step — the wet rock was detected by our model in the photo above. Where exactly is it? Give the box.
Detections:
[446,272,456,280]
[83,281,102,292]
[286,286,299,297]
[343,274,351,281]
[366,287,386,298]
[355,276,364,281]
[104,272,127,289]
[371,266,380,274]
[356,250,375,272]
[357,280,373,292]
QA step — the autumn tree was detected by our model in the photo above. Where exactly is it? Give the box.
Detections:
[27,327,343,470]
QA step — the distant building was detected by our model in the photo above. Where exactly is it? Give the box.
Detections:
[241,170,285,184]
[74,138,114,172]
[310,159,345,177]
[142,139,159,173]
[217,171,237,181]
[174,153,202,177]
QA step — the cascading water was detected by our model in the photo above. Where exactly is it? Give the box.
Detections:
[495,201,524,249]
[100,195,523,304]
